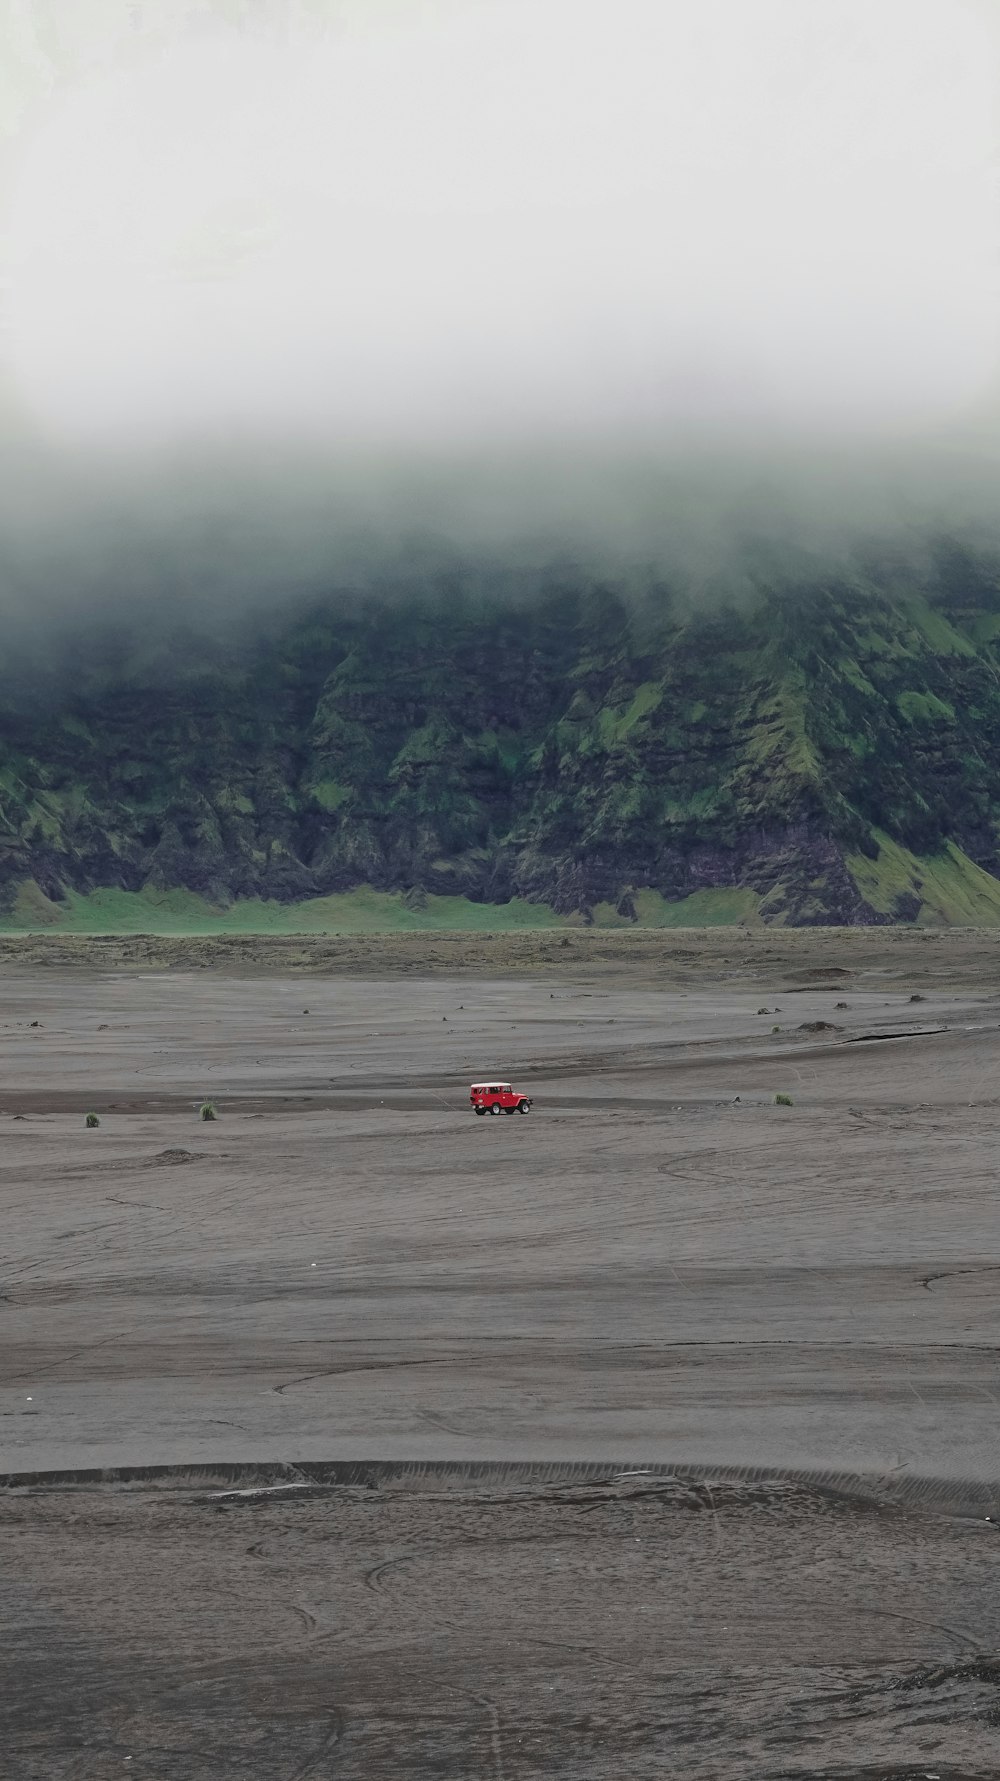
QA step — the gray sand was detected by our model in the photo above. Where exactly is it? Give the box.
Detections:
[3,941,1000,1775]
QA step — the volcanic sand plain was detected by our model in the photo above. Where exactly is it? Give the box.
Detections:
[4,926,1000,1778]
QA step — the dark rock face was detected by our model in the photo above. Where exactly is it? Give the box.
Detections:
[3,558,1000,924]
[502,827,884,924]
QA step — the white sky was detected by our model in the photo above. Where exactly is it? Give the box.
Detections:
[0,0,997,455]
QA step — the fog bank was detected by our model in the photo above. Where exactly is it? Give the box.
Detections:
[0,0,996,622]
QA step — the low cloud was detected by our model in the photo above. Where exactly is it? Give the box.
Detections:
[0,0,996,624]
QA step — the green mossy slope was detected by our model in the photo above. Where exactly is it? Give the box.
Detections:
[5,547,1000,927]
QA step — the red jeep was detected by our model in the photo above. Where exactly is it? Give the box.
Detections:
[471,1080,532,1116]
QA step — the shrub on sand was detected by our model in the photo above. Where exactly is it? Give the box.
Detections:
[774,1092,794,1107]
[200,1101,217,1122]
[85,1112,100,1128]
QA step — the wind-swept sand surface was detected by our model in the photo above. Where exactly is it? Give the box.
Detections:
[7,1465,1000,1780]
[3,930,1000,1775]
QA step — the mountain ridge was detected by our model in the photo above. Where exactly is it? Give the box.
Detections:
[5,551,1000,927]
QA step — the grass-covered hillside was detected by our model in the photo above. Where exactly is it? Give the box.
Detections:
[5,548,1000,929]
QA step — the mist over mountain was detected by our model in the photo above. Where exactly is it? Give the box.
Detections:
[9,0,995,442]
[0,1,998,926]
[1,3,997,587]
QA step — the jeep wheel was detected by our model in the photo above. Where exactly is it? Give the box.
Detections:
[489,1103,501,1115]
[475,1107,486,1115]
[518,1100,531,1113]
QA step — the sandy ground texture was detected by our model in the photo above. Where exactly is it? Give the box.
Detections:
[3,931,1000,1775]
[3,920,1000,982]
[5,1464,1000,1780]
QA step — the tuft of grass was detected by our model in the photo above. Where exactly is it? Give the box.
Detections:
[771,1024,781,1033]
[85,1111,100,1128]
[774,1092,794,1107]
[199,1101,217,1122]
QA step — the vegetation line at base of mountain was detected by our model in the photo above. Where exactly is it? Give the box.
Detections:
[0,883,761,936]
